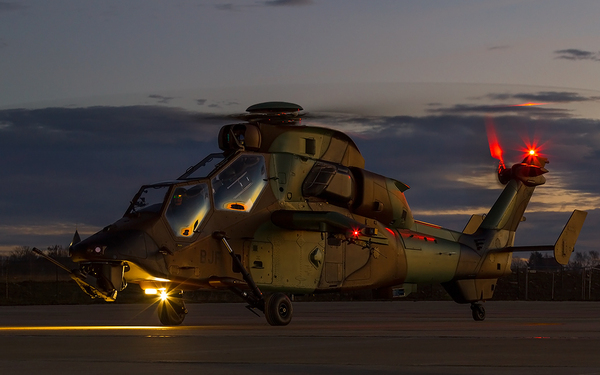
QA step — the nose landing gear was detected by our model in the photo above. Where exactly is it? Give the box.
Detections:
[471,302,485,321]
[157,292,188,326]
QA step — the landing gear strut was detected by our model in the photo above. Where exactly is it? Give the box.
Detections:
[214,232,293,326]
[158,292,187,326]
[470,302,485,321]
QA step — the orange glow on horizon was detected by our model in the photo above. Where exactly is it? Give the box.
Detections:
[512,102,548,107]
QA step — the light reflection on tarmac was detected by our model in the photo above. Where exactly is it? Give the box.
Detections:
[1,301,600,375]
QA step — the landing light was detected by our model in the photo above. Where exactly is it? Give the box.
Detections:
[160,290,169,301]
[144,287,169,300]
[529,149,536,156]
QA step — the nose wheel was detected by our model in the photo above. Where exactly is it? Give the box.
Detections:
[158,293,188,326]
[470,302,485,321]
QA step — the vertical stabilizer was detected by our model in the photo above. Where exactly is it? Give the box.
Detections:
[479,154,548,232]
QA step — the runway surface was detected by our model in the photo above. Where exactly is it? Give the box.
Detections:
[1,301,600,374]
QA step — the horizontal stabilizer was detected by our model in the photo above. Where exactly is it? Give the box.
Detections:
[490,210,587,265]
[554,210,587,265]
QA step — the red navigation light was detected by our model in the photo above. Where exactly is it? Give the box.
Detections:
[520,138,544,161]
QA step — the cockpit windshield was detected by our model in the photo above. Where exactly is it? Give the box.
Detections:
[128,185,170,214]
[211,154,267,212]
[126,152,266,237]
[165,183,211,238]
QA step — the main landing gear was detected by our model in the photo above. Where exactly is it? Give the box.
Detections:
[214,232,294,326]
[470,302,485,321]
[265,293,293,326]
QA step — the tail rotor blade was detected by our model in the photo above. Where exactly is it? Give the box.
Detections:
[485,117,505,169]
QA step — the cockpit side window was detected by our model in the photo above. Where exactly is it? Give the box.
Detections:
[211,154,267,212]
[165,183,211,237]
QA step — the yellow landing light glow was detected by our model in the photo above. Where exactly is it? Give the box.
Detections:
[145,288,158,295]
[160,290,169,301]
[0,326,169,331]
[153,277,171,282]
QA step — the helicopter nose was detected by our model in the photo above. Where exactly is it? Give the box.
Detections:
[69,237,104,262]
[70,230,156,262]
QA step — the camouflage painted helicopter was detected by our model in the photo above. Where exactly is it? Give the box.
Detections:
[34,101,586,326]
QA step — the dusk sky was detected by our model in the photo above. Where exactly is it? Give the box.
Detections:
[1,0,600,256]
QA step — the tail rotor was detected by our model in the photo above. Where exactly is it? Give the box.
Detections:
[485,117,548,186]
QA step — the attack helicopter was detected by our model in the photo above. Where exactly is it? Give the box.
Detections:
[34,101,586,326]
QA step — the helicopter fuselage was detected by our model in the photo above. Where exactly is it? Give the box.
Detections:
[70,120,511,303]
[63,102,584,325]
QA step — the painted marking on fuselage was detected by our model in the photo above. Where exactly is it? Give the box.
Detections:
[200,249,221,264]
[474,239,486,251]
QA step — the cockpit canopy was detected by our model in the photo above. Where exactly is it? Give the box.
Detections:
[127,153,268,238]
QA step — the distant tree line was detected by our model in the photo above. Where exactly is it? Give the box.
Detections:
[521,250,600,270]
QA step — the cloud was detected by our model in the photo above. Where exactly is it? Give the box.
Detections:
[0,105,227,145]
[554,49,600,62]
[148,95,177,104]
[205,100,240,109]
[488,45,510,51]
[264,0,313,6]
[484,91,600,103]
[215,0,313,11]
[335,112,600,215]
[425,104,571,118]
[215,3,237,11]
[0,105,226,233]
[1,103,599,255]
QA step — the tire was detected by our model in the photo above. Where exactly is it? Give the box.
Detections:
[471,303,485,321]
[158,297,187,326]
[265,293,293,326]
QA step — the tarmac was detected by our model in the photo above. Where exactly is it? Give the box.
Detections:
[1,300,600,374]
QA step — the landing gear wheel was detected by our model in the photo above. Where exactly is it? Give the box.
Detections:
[265,293,293,326]
[471,303,485,321]
[158,295,188,326]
